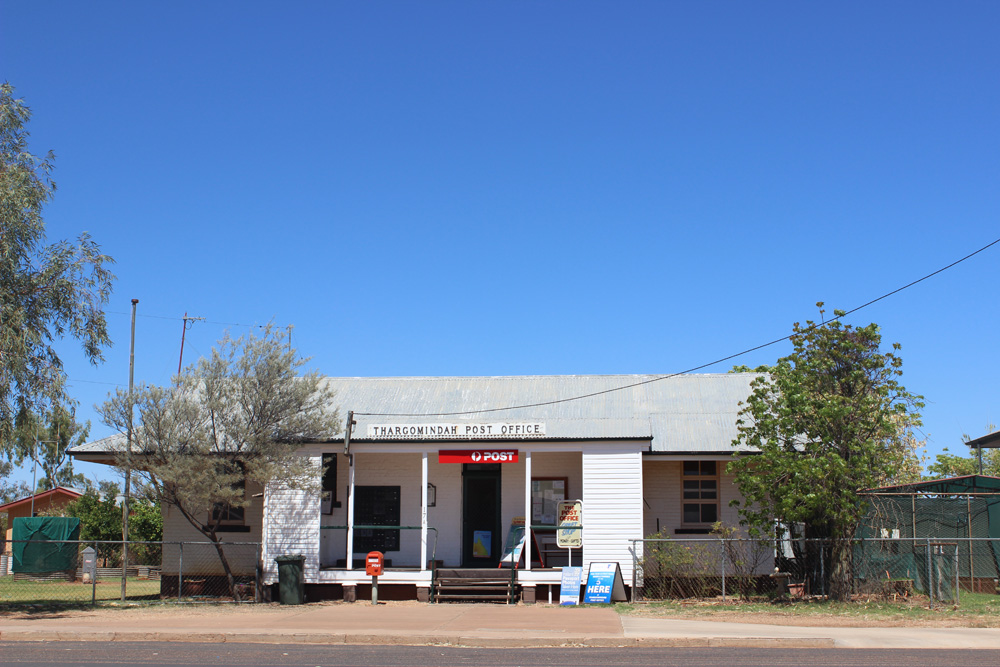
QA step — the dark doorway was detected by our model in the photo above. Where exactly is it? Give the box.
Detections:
[462,464,501,567]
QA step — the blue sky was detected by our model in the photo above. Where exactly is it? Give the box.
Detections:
[3,2,998,485]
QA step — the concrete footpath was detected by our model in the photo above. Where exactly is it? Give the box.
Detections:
[2,603,1000,649]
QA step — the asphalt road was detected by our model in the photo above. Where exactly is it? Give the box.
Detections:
[3,643,1000,667]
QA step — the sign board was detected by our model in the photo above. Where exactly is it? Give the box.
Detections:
[583,562,628,604]
[559,566,583,605]
[497,517,543,568]
[498,517,526,566]
[438,450,518,464]
[556,500,583,548]
[368,423,545,439]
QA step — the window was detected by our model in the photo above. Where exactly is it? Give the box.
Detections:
[531,478,567,525]
[354,486,400,552]
[321,453,341,514]
[682,461,718,525]
[211,501,245,523]
[208,472,249,532]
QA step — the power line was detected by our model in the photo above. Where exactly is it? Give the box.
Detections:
[104,311,259,328]
[66,379,125,387]
[356,236,1000,418]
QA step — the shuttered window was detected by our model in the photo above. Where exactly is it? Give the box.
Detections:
[682,461,718,525]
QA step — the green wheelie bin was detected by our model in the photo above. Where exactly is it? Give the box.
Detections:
[274,554,306,604]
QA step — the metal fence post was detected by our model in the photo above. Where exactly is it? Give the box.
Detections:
[256,543,263,603]
[178,542,183,601]
[925,537,933,608]
[720,538,726,602]
[91,541,97,605]
[819,540,825,598]
[629,542,637,603]
[955,543,960,606]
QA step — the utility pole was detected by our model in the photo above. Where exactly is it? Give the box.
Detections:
[30,425,38,517]
[177,312,205,375]
[286,324,294,353]
[122,298,138,602]
[31,424,59,515]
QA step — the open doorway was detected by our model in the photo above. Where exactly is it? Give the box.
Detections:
[462,464,501,566]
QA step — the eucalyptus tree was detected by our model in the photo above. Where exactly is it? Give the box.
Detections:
[13,403,90,491]
[0,82,115,451]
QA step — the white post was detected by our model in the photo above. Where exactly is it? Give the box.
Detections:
[346,454,356,570]
[420,452,428,571]
[524,450,532,571]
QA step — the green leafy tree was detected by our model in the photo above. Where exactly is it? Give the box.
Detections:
[96,478,122,500]
[925,450,977,478]
[64,485,162,565]
[98,325,339,601]
[65,491,122,542]
[925,425,1000,478]
[128,497,163,542]
[127,496,163,565]
[0,82,115,452]
[729,304,923,601]
[64,488,122,566]
[12,403,90,491]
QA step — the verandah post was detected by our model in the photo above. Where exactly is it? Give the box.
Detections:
[420,452,428,571]
[346,453,356,569]
[524,451,532,571]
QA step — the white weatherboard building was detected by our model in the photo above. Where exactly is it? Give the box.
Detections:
[71,373,759,601]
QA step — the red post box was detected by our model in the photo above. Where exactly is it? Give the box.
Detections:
[366,551,384,577]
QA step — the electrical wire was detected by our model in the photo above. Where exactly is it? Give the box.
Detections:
[103,311,260,329]
[355,237,1000,418]
[73,237,999,412]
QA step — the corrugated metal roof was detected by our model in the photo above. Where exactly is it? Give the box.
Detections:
[70,373,760,455]
[0,486,85,512]
[967,429,1000,449]
[70,433,126,454]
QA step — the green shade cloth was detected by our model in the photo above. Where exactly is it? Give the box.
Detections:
[12,517,81,573]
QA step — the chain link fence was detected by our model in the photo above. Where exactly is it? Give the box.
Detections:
[631,537,1000,605]
[0,540,261,606]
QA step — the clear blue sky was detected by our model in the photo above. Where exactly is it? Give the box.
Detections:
[3,2,998,486]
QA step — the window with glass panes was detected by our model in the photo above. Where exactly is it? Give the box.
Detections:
[682,461,718,524]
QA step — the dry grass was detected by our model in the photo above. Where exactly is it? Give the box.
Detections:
[615,592,1000,627]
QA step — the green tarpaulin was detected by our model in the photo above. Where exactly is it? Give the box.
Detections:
[12,517,81,573]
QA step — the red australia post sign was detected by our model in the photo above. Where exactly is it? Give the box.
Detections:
[438,450,519,464]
